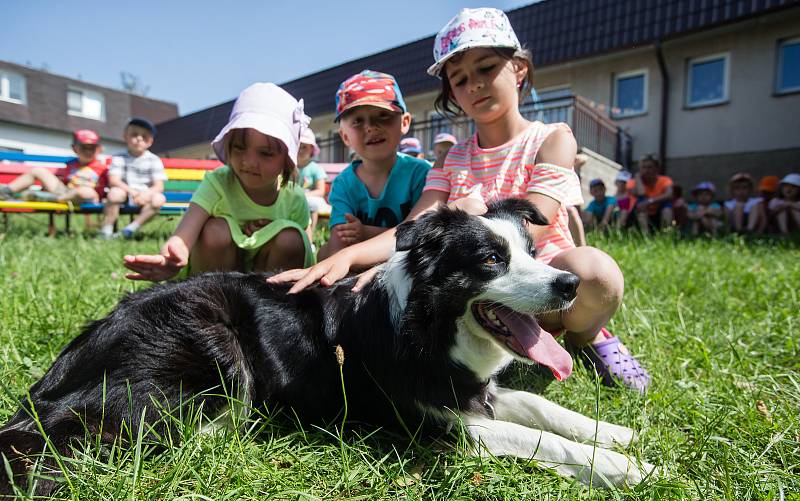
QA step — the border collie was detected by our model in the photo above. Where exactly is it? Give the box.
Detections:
[0,199,653,495]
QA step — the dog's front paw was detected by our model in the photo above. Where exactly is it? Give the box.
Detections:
[623,459,657,485]
[593,422,636,448]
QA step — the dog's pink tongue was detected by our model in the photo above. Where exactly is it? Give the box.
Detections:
[494,306,573,381]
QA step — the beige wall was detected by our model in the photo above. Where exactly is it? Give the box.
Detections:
[534,9,800,165]
[664,13,800,158]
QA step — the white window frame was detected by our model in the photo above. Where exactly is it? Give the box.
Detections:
[685,52,730,108]
[0,70,27,105]
[776,36,800,94]
[612,69,648,118]
[67,86,106,121]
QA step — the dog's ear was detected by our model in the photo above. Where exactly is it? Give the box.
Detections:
[396,204,466,252]
[486,198,549,226]
[395,219,418,251]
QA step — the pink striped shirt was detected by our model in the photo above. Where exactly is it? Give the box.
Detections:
[424,121,583,264]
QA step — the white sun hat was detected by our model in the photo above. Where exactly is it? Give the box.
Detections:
[780,172,800,188]
[427,7,522,78]
[300,127,320,157]
[212,83,309,166]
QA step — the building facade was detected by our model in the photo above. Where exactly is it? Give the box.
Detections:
[0,60,178,157]
[153,0,800,191]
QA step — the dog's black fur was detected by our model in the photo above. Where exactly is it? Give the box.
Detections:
[0,199,555,496]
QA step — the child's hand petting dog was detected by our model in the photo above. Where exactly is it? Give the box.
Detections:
[335,213,365,245]
[123,236,188,281]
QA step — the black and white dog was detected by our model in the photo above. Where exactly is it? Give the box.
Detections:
[0,199,653,495]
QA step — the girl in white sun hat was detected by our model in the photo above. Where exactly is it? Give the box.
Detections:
[124,83,315,281]
[270,8,649,392]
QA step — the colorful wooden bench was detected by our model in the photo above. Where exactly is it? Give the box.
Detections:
[1,152,347,233]
[0,152,221,234]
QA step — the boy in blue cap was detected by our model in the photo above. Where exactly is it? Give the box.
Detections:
[688,182,723,236]
[101,117,167,238]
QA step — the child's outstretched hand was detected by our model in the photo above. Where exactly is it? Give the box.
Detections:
[335,213,365,245]
[123,237,189,282]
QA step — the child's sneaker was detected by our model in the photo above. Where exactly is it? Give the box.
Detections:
[121,227,136,239]
[0,185,13,200]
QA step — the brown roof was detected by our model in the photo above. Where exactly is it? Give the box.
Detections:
[153,0,799,153]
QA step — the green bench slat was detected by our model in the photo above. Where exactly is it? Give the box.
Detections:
[164,180,202,191]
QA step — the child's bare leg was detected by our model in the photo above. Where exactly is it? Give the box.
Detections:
[730,205,745,232]
[307,211,319,242]
[660,207,674,229]
[788,207,800,231]
[132,193,165,227]
[8,167,64,193]
[636,209,650,235]
[64,186,98,203]
[253,228,305,273]
[539,246,624,347]
[748,204,766,233]
[775,211,789,234]
[103,187,127,229]
[617,210,629,230]
[190,217,238,273]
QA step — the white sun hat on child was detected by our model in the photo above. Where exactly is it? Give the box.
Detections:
[780,172,800,187]
[212,82,310,166]
[427,7,521,78]
[299,127,320,157]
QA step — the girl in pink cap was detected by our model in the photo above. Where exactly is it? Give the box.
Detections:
[124,83,314,281]
[271,8,649,392]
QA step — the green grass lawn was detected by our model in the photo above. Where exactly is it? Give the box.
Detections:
[1,214,798,499]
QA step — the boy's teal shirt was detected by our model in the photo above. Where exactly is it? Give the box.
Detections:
[327,153,431,229]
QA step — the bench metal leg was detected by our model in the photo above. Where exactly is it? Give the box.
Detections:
[48,213,56,237]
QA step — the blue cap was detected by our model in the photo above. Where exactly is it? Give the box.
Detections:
[589,178,605,188]
[692,181,715,193]
[127,117,156,137]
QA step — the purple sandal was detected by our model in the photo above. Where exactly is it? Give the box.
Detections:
[581,335,651,393]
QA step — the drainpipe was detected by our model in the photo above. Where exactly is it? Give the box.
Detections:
[654,40,669,172]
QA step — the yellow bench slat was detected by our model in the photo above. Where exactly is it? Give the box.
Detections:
[0,201,71,211]
[165,169,207,181]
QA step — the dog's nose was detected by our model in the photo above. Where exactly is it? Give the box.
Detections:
[552,273,580,301]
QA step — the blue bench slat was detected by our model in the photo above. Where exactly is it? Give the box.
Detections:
[0,152,76,163]
[165,192,193,202]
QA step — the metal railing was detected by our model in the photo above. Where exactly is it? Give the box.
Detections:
[317,95,633,169]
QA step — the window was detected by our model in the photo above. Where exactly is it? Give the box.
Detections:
[776,37,800,94]
[686,53,729,107]
[0,70,26,104]
[67,87,105,121]
[612,71,647,118]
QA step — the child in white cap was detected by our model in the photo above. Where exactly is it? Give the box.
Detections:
[270,8,649,393]
[123,83,314,281]
[769,172,800,235]
[296,127,330,243]
[433,132,458,162]
[614,170,634,229]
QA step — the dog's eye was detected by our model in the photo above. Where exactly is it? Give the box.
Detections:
[484,254,500,265]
